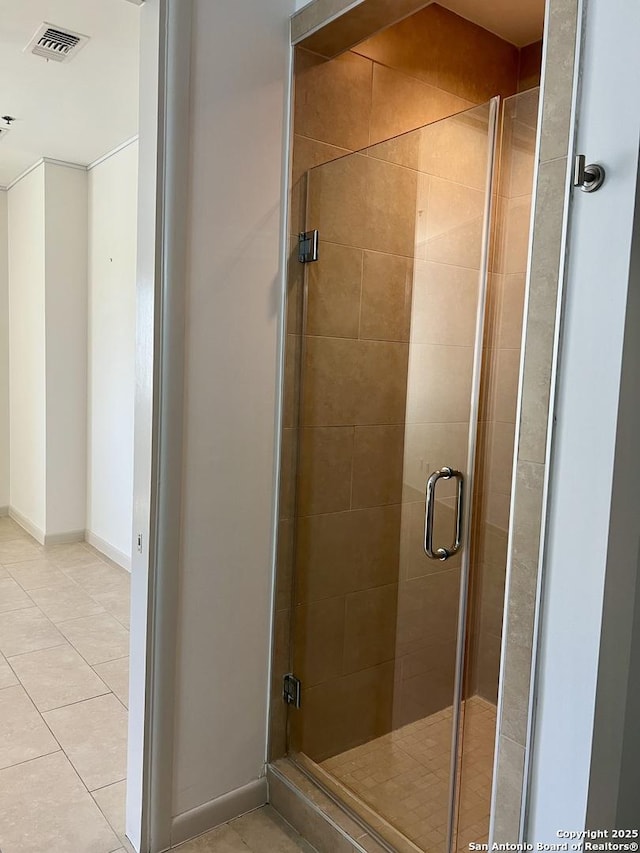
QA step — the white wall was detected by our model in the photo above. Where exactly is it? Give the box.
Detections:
[7,162,88,542]
[171,0,293,821]
[0,191,8,511]
[8,165,47,536]
[87,142,138,567]
[526,0,640,836]
[44,164,88,539]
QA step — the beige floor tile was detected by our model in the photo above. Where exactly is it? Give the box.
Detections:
[45,543,104,570]
[94,657,129,708]
[29,582,106,623]
[0,578,33,613]
[93,779,126,845]
[44,693,127,791]
[10,644,111,712]
[92,588,131,628]
[0,518,25,542]
[62,561,130,598]
[231,807,315,852]
[58,612,130,665]
[6,559,69,590]
[174,824,251,852]
[0,751,119,853]
[0,538,42,564]
[0,684,60,769]
[0,655,17,689]
[0,607,64,657]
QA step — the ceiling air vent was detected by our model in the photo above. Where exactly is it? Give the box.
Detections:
[25,23,89,63]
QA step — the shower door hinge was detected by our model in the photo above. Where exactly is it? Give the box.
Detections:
[283,673,301,708]
[298,230,319,263]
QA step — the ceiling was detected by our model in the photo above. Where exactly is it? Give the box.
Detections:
[0,0,140,188]
[440,0,545,47]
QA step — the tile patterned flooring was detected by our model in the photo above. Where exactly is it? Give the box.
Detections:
[0,516,130,853]
[321,696,496,853]
[0,517,313,853]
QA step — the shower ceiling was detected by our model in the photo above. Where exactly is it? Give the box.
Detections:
[440,0,545,47]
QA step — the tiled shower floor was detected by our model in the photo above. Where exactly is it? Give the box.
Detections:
[321,696,496,852]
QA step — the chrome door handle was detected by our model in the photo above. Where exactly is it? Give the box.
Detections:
[424,467,464,561]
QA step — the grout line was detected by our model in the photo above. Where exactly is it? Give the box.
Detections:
[0,747,64,773]
[39,691,127,800]
[89,774,127,794]
[5,641,71,661]
[2,634,114,709]
[0,673,67,758]
[91,790,127,849]
[1,559,129,689]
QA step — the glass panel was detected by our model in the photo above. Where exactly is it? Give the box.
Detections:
[287,100,498,853]
[454,88,540,852]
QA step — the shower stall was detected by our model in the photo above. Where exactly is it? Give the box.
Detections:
[274,88,539,853]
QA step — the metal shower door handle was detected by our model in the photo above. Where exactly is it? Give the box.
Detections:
[424,467,464,561]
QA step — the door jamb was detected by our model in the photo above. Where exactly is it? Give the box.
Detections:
[126,1,192,850]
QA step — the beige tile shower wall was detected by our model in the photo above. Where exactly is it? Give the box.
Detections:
[519,41,543,92]
[271,4,523,762]
[492,0,580,842]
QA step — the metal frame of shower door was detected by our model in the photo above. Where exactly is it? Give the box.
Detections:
[445,95,501,853]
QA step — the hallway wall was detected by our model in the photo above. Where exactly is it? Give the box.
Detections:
[7,165,47,536]
[4,153,135,555]
[7,161,88,543]
[43,163,88,539]
[87,141,138,568]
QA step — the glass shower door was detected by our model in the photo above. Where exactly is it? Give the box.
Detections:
[287,99,499,853]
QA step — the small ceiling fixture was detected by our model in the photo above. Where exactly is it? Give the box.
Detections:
[25,23,90,63]
[2,116,16,126]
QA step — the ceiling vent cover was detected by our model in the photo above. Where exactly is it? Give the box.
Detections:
[26,23,89,63]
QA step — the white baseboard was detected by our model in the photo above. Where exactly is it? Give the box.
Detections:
[85,530,131,572]
[171,778,268,848]
[6,510,132,569]
[9,507,45,544]
[44,529,85,546]
[9,508,89,547]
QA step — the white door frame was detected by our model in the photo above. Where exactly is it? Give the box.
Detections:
[126,1,192,850]
[525,0,640,835]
